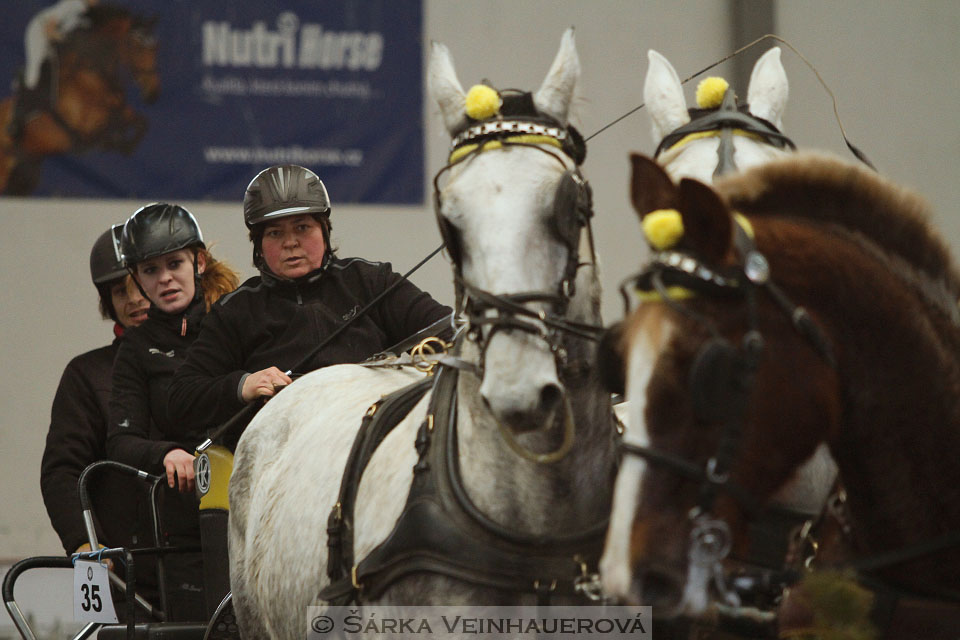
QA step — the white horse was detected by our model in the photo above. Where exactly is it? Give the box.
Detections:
[229,29,616,639]
[601,48,839,610]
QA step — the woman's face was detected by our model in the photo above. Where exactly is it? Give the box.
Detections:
[135,248,205,315]
[110,275,149,328]
[260,214,327,279]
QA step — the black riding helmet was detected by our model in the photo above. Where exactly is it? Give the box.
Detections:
[243,164,332,270]
[120,203,205,267]
[120,203,206,305]
[90,225,127,323]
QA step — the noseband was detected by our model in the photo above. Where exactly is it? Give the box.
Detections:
[654,88,796,179]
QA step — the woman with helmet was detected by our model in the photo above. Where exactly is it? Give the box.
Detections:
[106,202,239,622]
[168,164,451,438]
[40,226,153,601]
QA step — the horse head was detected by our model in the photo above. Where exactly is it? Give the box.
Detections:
[600,154,846,616]
[428,29,600,442]
[646,47,793,182]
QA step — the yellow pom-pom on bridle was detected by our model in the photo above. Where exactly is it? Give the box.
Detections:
[642,209,685,250]
[465,84,501,120]
[696,76,730,109]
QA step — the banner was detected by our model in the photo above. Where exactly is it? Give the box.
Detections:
[0,0,423,203]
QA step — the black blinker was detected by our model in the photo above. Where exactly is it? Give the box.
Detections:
[689,337,744,423]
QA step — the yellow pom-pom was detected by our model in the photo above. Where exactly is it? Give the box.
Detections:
[696,77,730,109]
[642,209,685,250]
[465,85,501,120]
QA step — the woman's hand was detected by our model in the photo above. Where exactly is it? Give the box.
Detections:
[162,448,196,492]
[75,542,113,570]
[241,367,292,402]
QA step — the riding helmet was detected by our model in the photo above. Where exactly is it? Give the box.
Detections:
[89,225,127,285]
[243,164,331,228]
[120,203,205,267]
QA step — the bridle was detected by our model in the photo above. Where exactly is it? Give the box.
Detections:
[654,88,796,179]
[618,214,835,605]
[432,92,605,376]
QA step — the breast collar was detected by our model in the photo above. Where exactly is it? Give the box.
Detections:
[320,351,608,604]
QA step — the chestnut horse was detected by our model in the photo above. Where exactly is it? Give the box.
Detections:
[0,4,159,194]
[601,152,960,636]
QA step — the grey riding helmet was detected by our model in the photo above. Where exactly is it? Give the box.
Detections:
[89,225,127,285]
[243,164,331,228]
[120,203,205,268]
[244,165,332,270]
[90,225,129,322]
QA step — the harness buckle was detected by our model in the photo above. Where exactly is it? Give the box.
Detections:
[533,578,558,592]
[351,565,361,591]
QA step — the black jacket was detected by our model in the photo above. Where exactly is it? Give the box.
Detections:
[107,300,209,470]
[41,334,149,554]
[167,255,451,437]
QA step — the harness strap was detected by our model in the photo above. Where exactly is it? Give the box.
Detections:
[324,377,434,586]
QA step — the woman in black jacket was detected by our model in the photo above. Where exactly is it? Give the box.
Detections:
[40,226,155,608]
[168,164,451,439]
[106,203,239,622]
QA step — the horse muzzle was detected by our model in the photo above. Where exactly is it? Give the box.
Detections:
[478,329,564,434]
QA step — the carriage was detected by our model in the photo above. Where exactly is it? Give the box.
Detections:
[6,27,959,640]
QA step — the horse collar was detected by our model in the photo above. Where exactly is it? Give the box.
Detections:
[341,362,608,603]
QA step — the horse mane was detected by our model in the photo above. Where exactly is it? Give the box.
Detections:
[715,152,960,302]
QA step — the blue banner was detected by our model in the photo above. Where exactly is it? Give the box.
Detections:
[0,0,423,203]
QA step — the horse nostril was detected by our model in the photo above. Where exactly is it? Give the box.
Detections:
[539,383,562,414]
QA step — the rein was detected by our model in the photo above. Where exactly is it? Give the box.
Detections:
[196,244,445,454]
[584,34,876,171]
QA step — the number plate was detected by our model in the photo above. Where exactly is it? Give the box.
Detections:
[73,560,118,623]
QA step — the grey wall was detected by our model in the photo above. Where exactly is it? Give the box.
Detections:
[2,1,958,562]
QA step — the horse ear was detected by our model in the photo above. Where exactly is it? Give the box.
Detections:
[629,153,680,219]
[677,178,733,264]
[747,47,788,129]
[427,40,468,134]
[533,28,580,124]
[644,50,690,143]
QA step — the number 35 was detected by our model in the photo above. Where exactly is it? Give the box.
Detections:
[80,583,102,612]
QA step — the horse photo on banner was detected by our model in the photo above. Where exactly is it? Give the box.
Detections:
[0,0,423,202]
